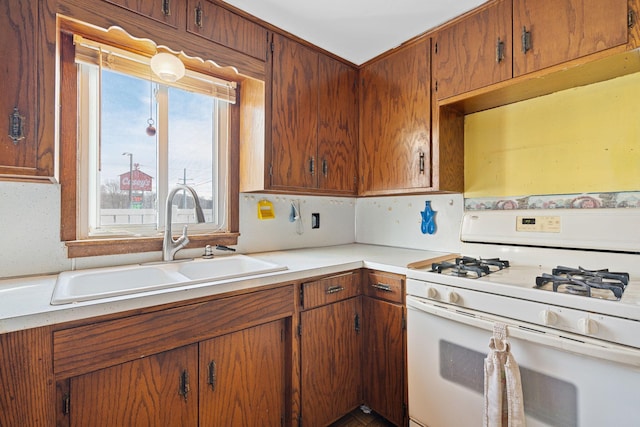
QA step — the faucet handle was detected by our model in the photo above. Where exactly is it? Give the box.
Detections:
[175,225,190,247]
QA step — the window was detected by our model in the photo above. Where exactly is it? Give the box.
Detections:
[59,30,240,257]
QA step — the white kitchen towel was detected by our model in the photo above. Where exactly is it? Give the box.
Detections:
[483,322,526,427]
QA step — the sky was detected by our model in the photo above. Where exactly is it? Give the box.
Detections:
[100,70,216,199]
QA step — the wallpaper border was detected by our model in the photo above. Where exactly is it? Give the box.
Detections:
[465,191,640,210]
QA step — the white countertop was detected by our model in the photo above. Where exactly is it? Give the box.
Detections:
[0,244,446,333]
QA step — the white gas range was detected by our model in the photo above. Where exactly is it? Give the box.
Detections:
[406,209,640,427]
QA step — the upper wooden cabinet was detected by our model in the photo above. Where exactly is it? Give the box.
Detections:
[513,0,629,77]
[270,34,358,194]
[359,38,432,195]
[0,1,53,180]
[433,0,512,100]
[318,56,359,194]
[187,0,268,61]
[102,0,185,28]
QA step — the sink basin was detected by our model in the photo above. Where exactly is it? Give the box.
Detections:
[178,255,287,281]
[50,255,287,305]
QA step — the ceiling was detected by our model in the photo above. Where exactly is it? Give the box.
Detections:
[222,0,488,65]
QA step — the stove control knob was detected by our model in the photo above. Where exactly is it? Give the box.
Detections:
[447,291,459,304]
[539,310,557,326]
[578,318,599,335]
[427,287,438,299]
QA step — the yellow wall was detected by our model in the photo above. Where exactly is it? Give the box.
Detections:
[464,72,640,198]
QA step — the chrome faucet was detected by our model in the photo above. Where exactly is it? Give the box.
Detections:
[163,184,206,261]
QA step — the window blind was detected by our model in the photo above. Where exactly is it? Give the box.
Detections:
[73,35,237,104]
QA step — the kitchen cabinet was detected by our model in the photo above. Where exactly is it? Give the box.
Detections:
[199,320,286,426]
[299,272,363,425]
[270,33,358,194]
[101,0,185,28]
[317,55,359,194]
[53,286,293,426]
[359,38,433,195]
[62,344,199,426]
[513,0,629,77]
[60,320,286,427]
[0,0,53,180]
[187,0,268,60]
[433,0,512,100]
[362,270,407,427]
[0,327,54,426]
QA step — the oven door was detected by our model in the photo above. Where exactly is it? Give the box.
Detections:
[407,294,640,427]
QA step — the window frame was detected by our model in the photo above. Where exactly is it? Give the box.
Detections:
[59,30,240,258]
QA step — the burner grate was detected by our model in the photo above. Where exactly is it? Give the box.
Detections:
[535,266,628,300]
[431,257,510,278]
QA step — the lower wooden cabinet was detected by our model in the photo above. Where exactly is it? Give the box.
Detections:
[0,270,409,427]
[362,270,407,427]
[363,297,406,426]
[64,344,199,426]
[199,319,286,426]
[300,272,363,426]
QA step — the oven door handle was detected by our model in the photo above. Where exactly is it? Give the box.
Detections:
[407,296,640,367]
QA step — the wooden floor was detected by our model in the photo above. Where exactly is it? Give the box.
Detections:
[329,407,396,427]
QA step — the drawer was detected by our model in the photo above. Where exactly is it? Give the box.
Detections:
[301,271,360,310]
[364,270,404,303]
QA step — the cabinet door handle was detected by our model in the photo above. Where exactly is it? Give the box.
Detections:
[309,157,315,175]
[162,0,170,16]
[322,158,328,177]
[629,9,636,28]
[521,26,532,54]
[326,285,344,294]
[418,151,425,174]
[354,313,360,333]
[371,283,392,292]
[179,370,190,400]
[194,3,203,28]
[496,37,505,63]
[207,360,217,391]
[9,107,25,145]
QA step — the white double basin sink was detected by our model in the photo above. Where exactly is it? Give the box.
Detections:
[51,255,287,305]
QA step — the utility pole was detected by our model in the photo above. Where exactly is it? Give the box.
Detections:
[122,152,133,208]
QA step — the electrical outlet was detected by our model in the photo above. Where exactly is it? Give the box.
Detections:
[311,213,320,229]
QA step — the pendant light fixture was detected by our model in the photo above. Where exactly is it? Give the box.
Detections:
[150,52,185,82]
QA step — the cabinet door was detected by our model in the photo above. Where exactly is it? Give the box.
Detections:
[318,55,359,194]
[271,34,319,190]
[301,297,362,425]
[102,0,184,28]
[513,0,629,77]
[199,320,286,426]
[0,1,42,177]
[433,0,512,99]
[363,297,406,427]
[360,38,431,194]
[69,344,198,427]
[186,0,267,60]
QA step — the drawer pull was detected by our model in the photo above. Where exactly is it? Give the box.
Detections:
[162,0,170,16]
[179,370,190,400]
[194,3,203,28]
[371,283,392,292]
[207,360,217,391]
[9,107,25,145]
[326,285,344,294]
